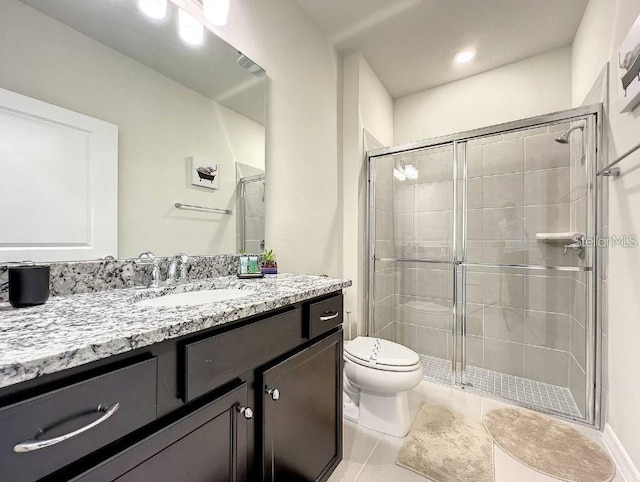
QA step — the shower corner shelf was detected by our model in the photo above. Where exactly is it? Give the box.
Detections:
[535,232,584,242]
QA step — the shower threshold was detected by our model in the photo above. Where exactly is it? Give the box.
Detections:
[421,355,582,419]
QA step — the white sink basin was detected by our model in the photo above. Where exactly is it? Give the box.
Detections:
[136,289,255,308]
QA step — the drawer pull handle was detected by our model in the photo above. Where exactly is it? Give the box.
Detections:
[266,388,280,401]
[320,311,339,321]
[13,402,120,453]
[237,406,253,420]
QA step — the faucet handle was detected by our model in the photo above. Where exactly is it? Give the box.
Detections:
[178,254,189,281]
[137,251,156,264]
[137,251,162,287]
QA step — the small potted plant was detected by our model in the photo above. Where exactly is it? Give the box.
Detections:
[261,249,278,275]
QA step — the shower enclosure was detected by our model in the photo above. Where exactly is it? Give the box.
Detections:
[236,162,265,254]
[366,105,603,426]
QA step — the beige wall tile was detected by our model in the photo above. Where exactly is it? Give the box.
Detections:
[394,266,417,296]
[395,295,451,331]
[484,339,524,377]
[571,279,586,325]
[524,345,569,386]
[484,173,524,208]
[484,273,525,308]
[485,207,525,240]
[485,306,525,343]
[569,356,586,416]
[525,167,571,205]
[524,310,571,351]
[373,295,394,333]
[415,181,453,212]
[394,322,417,351]
[417,148,453,183]
[393,184,414,213]
[570,317,586,370]
[467,177,484,208]
[414,211,451,241]
[417,326,449,359]
[525,132,570,170]
[525,275,571,314]
[484,138,524,175]
[484,241,526,264]
[466,209,484,240]
[464,335,484,368]
[376,209,394,241]
[417,268,452,300]
[375,321,395,343]
[393,212,413,245]
[467,145,484,178]
[524,204,570,239]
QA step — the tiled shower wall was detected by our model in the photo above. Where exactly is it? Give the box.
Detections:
[374,123,591,399]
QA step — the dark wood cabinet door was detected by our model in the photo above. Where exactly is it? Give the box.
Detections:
[262,330,343,482]
[75,383,251,482]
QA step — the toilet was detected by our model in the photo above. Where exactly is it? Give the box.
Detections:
[343,336,423,437]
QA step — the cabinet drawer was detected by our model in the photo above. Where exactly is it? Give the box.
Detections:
[0,357,157,482]
[306,294,343,339]
[182,308,302,402]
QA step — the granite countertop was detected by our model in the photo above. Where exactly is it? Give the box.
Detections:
[0,273,351,390]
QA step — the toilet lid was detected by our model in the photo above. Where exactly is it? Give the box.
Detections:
[345,337,421,370]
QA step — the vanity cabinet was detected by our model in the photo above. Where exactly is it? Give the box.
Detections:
[74,383,250,482]
[262,330,343,481]
[0,292,344,482]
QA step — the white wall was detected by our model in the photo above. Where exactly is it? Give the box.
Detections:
[342,52,393,338]
[0,0,265,259]
[394,47,573,144]
[176,0,341,277]
[573,0,640,474]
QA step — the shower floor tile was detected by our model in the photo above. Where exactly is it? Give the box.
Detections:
[421,355,582,419]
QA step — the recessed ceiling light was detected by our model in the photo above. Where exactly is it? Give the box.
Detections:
[454,48,476,64]
[138,0,167,20]
[203,0,230,26]
[178,8,205,46]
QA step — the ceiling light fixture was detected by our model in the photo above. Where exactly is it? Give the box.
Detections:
[203,0,230,26]
[454,48,476,64]
[178,8,205,46]
[138,0,168,20]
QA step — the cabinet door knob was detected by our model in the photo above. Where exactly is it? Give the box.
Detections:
[266,387,280,401]
[238,406,253,420]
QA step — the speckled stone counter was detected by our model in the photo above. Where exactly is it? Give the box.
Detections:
[0,274,351,389]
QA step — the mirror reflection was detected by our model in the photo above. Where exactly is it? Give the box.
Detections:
[0,0,266,262]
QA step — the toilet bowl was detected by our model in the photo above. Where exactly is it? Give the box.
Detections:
[343,337,422,437]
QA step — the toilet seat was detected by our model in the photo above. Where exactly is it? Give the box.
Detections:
[344,337,421,372]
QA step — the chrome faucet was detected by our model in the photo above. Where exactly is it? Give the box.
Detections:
[138,251,162,288]
[167,253,189,284]
[564,235,586,259]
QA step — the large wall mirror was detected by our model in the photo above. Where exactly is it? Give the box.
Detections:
[0,0,266,262]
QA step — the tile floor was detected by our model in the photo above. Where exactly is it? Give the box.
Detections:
[329,379,623,482]
[422,355,582,418]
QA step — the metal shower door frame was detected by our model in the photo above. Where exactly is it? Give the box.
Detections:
[366,103,603,427]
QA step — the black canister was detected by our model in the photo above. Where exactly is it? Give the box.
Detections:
[8,265,50,308]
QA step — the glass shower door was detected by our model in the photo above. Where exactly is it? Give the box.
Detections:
[369,144,457,385]
[458,118,596,422]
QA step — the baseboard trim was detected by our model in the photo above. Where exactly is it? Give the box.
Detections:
[602,423,640,482]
